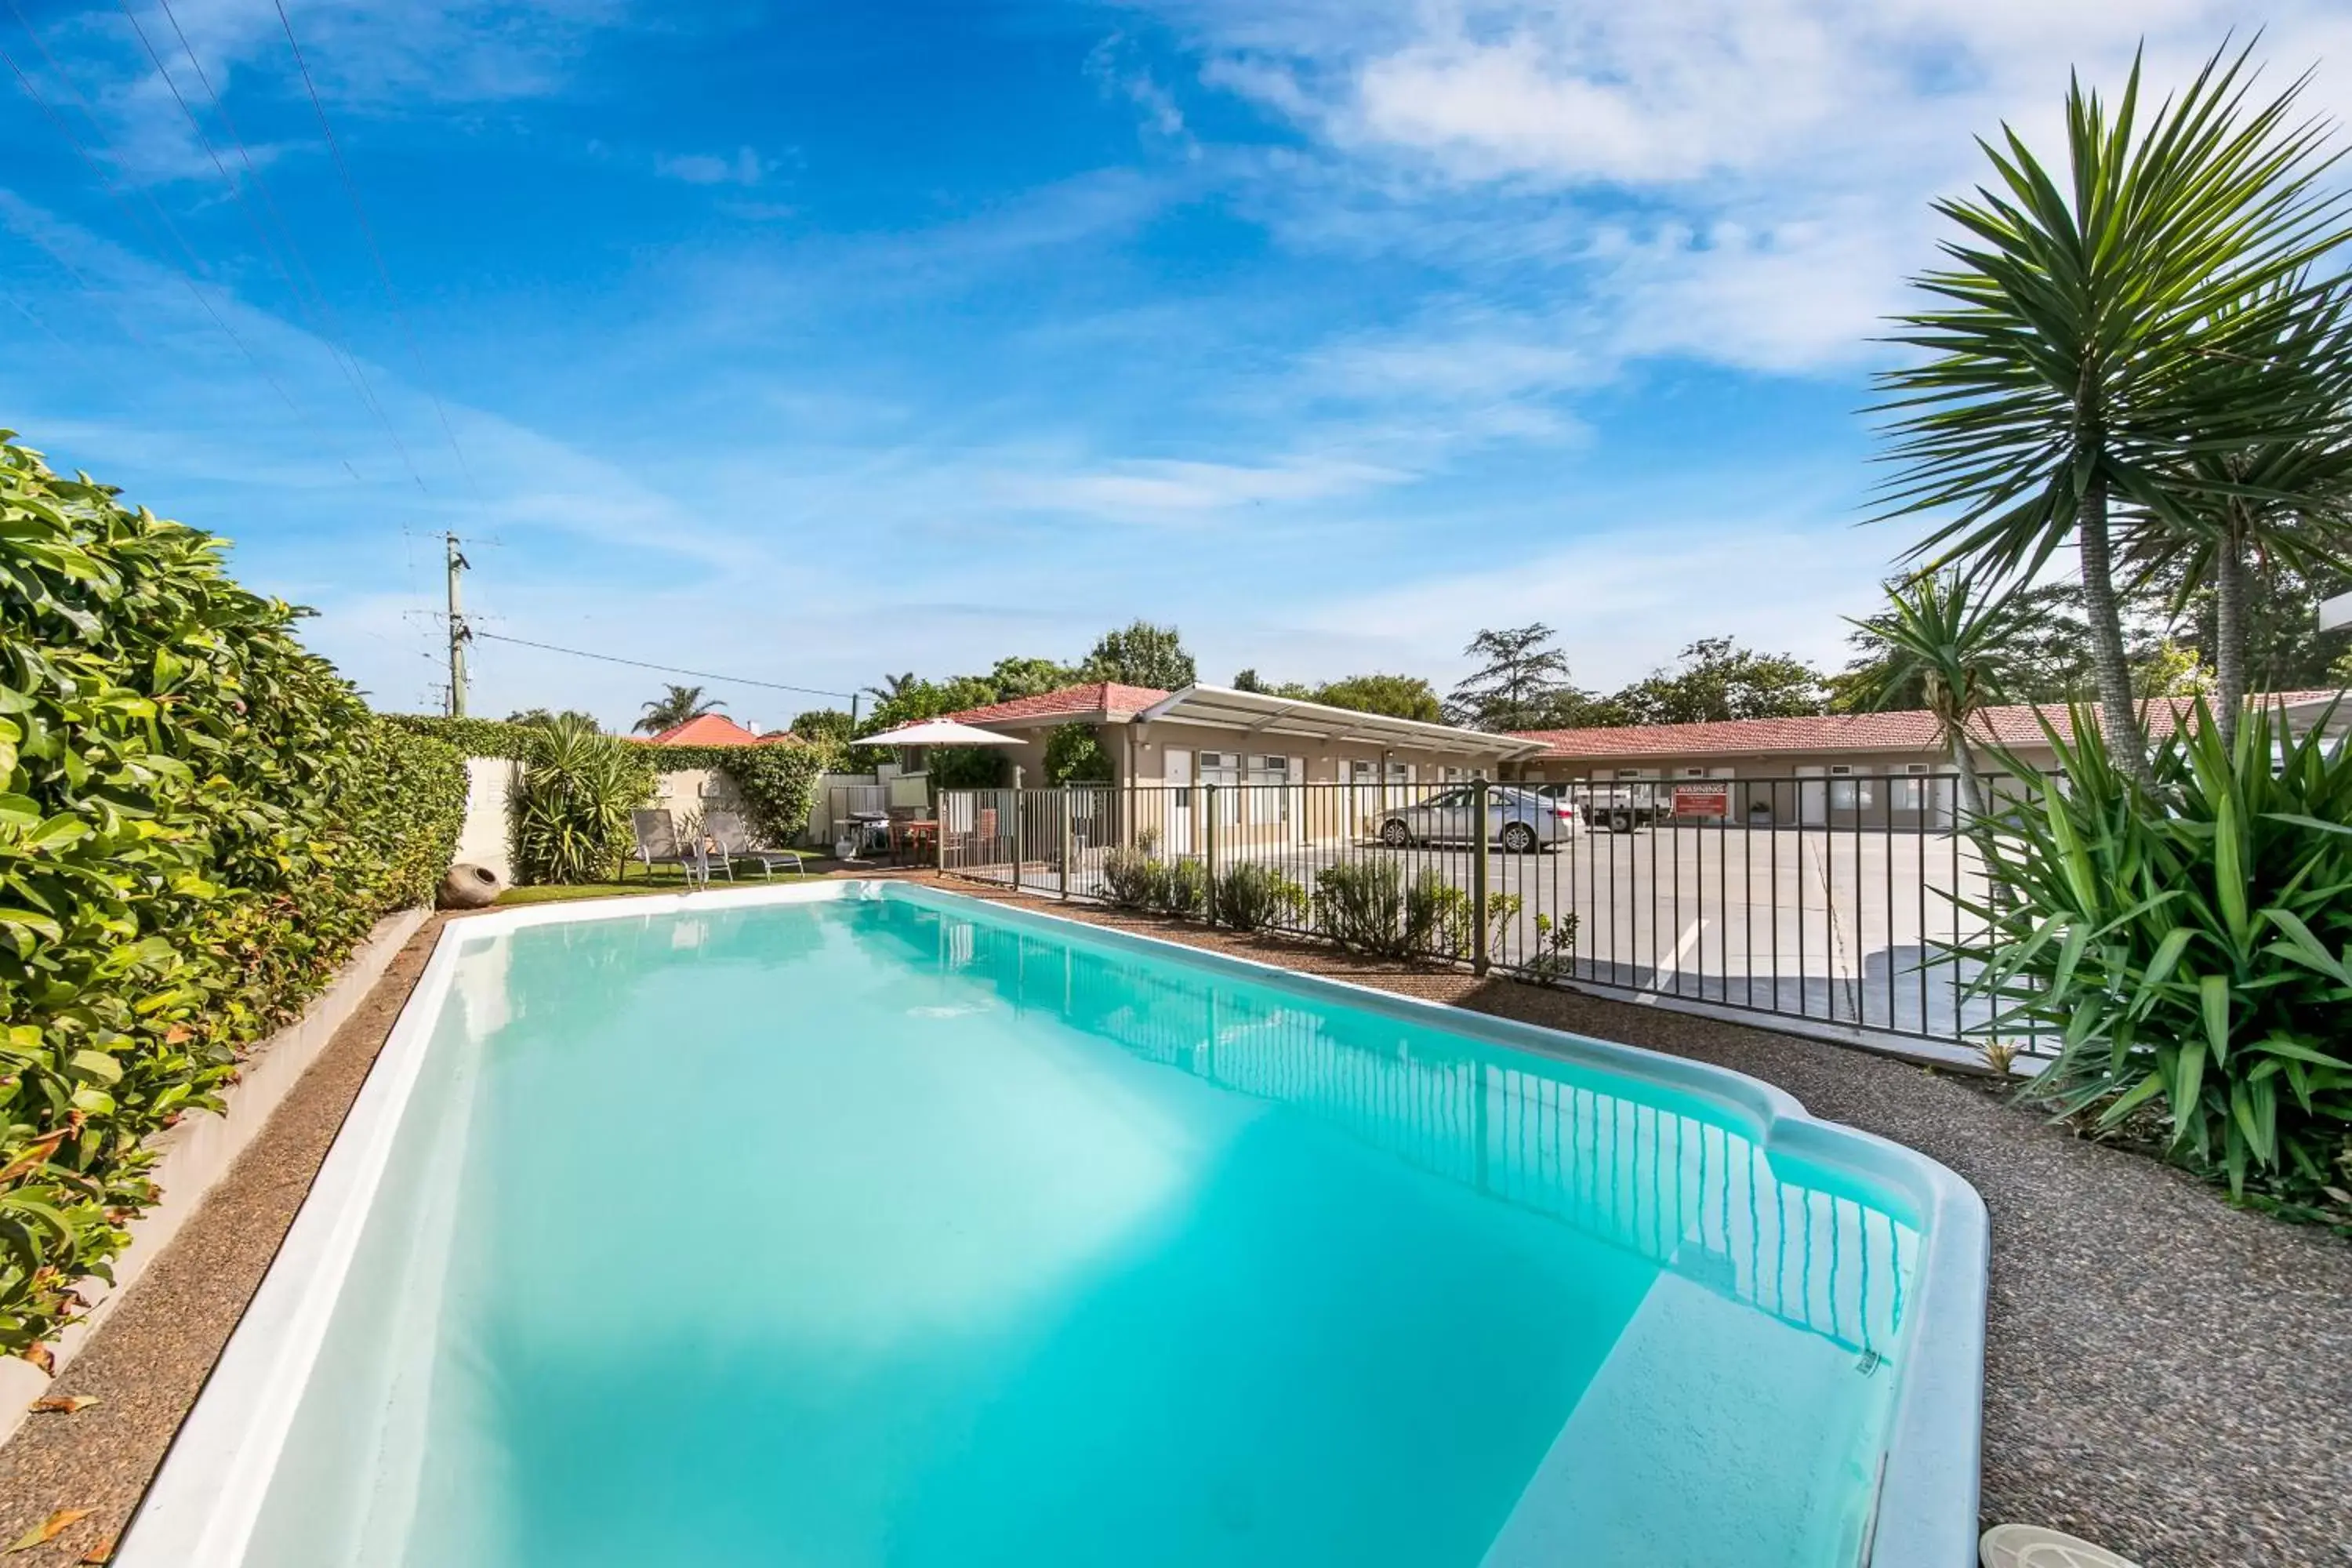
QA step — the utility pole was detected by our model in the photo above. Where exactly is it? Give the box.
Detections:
[444,532,472,717]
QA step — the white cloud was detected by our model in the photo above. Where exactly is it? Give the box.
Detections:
[657,146,769,187]
[1162,0,2352,377]
[997,453,1411,521]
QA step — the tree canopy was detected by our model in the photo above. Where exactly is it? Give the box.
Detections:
[1083,620,1196,689]
[1613,638,1826,725]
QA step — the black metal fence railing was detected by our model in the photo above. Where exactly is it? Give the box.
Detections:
[937,777,2013,1058]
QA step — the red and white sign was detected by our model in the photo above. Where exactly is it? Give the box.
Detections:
[1672,786,1731,818]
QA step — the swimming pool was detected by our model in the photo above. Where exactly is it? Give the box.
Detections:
[121,880,1985,1566]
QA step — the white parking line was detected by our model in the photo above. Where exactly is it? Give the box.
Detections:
[1646,916,1708,993]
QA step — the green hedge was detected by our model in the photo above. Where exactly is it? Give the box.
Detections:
[388,713,844,862]
[2,434,466,1357]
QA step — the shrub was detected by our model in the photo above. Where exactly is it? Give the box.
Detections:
[1044,723,1115,785]
[1314,860,1407,954]
[1214,862,1308,931]
[1312,862,1516,960]
[510,717,654,884]
[1163,857,1208,919]
[1098,848,1207,917]
[1968,699,2352,1210]
[720,739,840,846]
[1521,911,1581,980]
[1,432,465,1355]
[1100,847,1168,910]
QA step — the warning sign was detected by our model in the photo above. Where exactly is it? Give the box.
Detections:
[1672,786,1731,818]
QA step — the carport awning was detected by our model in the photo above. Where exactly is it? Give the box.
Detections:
[1134,685,1548,758]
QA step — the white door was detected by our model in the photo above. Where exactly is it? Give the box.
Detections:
[1795,765,1828,826]
[1162,748,1193,854]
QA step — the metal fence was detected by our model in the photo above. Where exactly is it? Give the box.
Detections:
[939,778,2018,1059]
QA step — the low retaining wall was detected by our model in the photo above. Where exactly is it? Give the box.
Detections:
[0,907,430,1450]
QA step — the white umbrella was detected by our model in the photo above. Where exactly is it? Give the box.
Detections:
[858,719,1026,748]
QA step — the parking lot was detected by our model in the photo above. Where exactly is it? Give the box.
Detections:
[956,805,2007,1049]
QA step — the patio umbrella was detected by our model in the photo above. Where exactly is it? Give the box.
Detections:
[856,717,1027,792]
[857,719,1026,748]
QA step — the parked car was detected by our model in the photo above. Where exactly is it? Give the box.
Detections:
[1377,786,1578,852]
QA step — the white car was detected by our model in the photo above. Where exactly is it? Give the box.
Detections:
[1377,786,1579,852]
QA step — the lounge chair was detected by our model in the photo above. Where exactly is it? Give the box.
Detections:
[704,811,807,880]
[631,809,708,884]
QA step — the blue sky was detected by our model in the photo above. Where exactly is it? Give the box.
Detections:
[4,0,2348,728]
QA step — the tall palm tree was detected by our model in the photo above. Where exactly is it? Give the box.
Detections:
[2126,281,2352,746]
[1875,42,2350,789]
[864,671,919,707]
[1848,570,2039,822]
[634,683,724,734]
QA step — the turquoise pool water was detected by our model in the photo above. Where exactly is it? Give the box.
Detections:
[243,892,1919,1567]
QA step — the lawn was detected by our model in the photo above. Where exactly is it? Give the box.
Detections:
[495,862,835,905]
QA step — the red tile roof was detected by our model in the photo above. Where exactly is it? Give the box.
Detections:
[641,713,765,747]
[945,681,1171,726]
[1514,691,2342,760]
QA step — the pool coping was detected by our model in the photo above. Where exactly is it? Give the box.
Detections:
[116,878,1987,1568]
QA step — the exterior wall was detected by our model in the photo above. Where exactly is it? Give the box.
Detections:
[959,718,1519,853]
[650,766,753,829]
[1510,742,2062,829]
[455,757,516,881]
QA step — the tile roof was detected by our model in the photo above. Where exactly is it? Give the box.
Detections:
[640,713,765,747]
[1513,691,2343,760]
[945,681,1171,726]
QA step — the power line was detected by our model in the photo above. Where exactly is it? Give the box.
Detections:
[0,7,363,481]
[474,631,858,702]
[272,0,481,499]
[131,0,428,494]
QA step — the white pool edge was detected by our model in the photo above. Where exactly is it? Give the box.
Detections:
[118,879,1986,1568]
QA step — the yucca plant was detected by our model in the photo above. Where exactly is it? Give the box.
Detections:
[1876,42,2352,787]
[1965,698,2352,1208]
[510,717,652,884]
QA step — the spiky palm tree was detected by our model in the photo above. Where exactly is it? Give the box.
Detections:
[634,683,724,734]
[1875,42,2351,789]
[2126,281,2352,746]
[1849,570,2042,822]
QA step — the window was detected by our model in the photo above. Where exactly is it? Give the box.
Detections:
[1893,762,1933,810]
[1245,754,1287,822]
[1828,764,1874,810]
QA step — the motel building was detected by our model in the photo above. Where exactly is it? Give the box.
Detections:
[1504,690,2347,831]
[944,682,1545,851]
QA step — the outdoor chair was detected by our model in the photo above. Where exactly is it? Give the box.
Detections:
[703,811,807,880]
[630,809,707,885]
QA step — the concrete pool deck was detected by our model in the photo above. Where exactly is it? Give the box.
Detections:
[2,878,2345,1567]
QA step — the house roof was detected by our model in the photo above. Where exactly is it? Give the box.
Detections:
[639,713,765,747]
[944,681,1171,726]
[1513,690,2344,761]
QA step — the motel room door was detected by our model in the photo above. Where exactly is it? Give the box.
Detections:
[1795,764,1828,826]
[1162,748,1194,854]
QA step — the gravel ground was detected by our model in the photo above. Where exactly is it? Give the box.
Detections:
[4,880,2346,1568]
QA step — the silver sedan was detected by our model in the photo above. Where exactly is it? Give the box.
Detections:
[1376,786,1579,853]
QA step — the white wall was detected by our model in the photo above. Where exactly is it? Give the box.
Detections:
[454,757,515,882]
